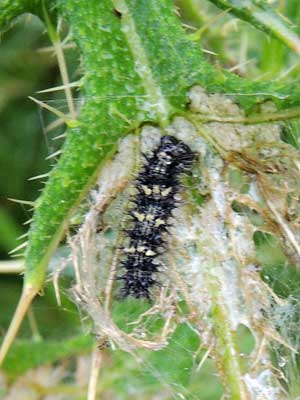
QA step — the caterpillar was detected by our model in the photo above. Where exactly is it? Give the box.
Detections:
[119,135,195,299]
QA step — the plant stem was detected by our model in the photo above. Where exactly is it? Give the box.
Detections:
[209,279,250,399]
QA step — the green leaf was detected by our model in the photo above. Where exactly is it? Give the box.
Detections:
[0,1,39,31]
[2,335,93,377]
[207,0,300,53]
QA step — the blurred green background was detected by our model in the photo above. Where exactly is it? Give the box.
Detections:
[2,1,300,398]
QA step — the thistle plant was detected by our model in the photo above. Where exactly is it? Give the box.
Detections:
[2,1,300,399]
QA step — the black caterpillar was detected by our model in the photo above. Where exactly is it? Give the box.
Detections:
[119,135,195,299]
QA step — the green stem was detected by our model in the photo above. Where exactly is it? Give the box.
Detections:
[209,280,249,399]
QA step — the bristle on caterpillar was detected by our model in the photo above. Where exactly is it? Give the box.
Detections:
[119,135,195,299]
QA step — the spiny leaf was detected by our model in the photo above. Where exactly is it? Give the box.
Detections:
[208,0,300,53]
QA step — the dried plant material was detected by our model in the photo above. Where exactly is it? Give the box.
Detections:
[67,132,176,353]
[189,86,282,151]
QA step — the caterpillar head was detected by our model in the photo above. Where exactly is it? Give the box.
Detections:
[157,135,194,169]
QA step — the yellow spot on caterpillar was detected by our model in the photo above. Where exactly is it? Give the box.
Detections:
[153,185,160,195]
[124,246,135,253]
[155,218,165,227]
[142,185,152,195]
[146,214,155,221]
[133,211,145,222]
[137,245,146,253]
[145,249,156,256]
[161,187,172,197]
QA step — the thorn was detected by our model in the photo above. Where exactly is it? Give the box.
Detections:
[28,173,50,181]
[36,81,80,94]
[201,48,218,56]
[7,198,35,206]
[51,34,77,118]
[28,96,75,125]
[9,241,28,255]
[17,232,29,240]
[182,23,197,31]
[188,8,230,41]
[46,150,62,160]
[37,42,77,53]
[46,118,66,133]
[229,59,255,73]
[52,133,66,141]
[10,253,25,258]
[23,218,33,226]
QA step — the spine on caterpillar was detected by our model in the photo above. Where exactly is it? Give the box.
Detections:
[119,135,195,299]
